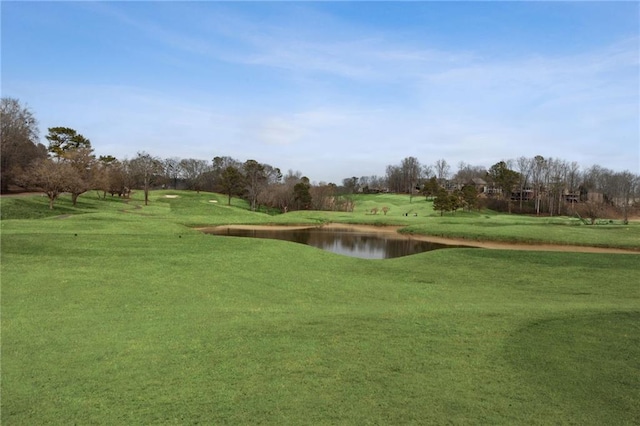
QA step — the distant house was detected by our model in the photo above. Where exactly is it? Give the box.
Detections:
[468,178,487,194]
[511,187,535,202]
[564,189,580,204]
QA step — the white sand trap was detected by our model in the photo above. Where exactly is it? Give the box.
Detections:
[209,200,218,203]
[164,195,179,198]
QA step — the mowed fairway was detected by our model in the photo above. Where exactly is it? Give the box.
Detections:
[2,191,639,424]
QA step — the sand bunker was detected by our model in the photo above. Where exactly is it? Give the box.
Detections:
[164,195,179,199]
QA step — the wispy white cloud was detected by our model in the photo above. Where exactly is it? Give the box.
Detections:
[6,2,638,182]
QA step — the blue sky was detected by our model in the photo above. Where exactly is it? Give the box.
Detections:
[2,1,638,183]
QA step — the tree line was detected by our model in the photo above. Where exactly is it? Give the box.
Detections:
[2,97,638,222]
[1,98,358,212]
[378,154,639,223]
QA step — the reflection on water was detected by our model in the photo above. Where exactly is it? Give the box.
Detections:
[204,226,470,259]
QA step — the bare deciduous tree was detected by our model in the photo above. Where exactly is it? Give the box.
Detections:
[63,147,96,206]
[163,157,182,190]
[18,158,75,209]
[179,158,210,193]
[385,165,402,193]
[434,159,451,186]
[613,171,638,224]
[401,156,422,202]
[1,97,47,192]
[515,156,532,212]
[310,183,337,210]
[130,152,162,205]
[531,155,546,215]
[454,162,487,186]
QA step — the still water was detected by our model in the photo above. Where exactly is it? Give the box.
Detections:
[205,225,470,259]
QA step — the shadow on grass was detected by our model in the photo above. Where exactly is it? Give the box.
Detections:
[0,195,127,220]
[504,311,640,423]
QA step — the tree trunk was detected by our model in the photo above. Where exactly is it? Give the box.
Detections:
[623,195,629,225]
[143,174,150,205]
[519,183,524,212]
[558,192,563,216]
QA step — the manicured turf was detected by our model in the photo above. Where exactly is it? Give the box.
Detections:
[2,191,639,424]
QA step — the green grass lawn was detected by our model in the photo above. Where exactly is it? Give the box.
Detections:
[2,191,639,424]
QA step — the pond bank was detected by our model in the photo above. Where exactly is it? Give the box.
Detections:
[199,223,640,254]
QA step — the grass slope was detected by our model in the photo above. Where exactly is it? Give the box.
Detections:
[2,191,639,424]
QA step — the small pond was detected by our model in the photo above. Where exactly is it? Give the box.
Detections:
[204,225,472,259]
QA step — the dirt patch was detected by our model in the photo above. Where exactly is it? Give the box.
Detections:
[406,234,638,254]
[204,223,639,254]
